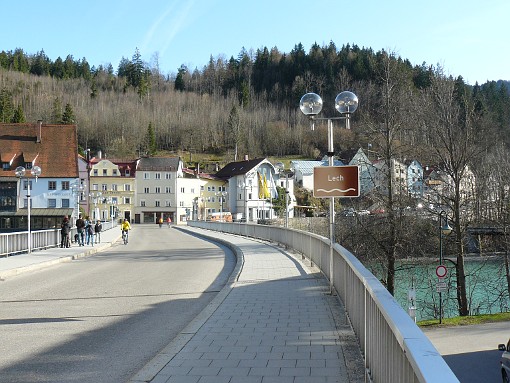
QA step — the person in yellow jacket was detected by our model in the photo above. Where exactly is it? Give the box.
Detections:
[121,218,131,243]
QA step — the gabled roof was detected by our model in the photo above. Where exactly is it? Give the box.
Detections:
[137,156,181,171]
[90,157,139,177]
[0,122,78,178]
[291,158,344,175]
[215,158,267,179]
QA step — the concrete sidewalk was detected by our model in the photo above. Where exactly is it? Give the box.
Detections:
[0,227,121,280]
[130,226,365,383]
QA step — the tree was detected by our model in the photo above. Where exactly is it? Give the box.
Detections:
[61,103,76,124]
[11,104,26,123]
[51,98,62,123]
[0,88,14,123]
[145,122,157,155]
[422,69,490,316]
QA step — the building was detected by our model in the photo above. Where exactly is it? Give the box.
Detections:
[290,157,344,191]
[216,157,283,222]
[0,121,79,230]
[134,156,182,224]
[89,157,138,223]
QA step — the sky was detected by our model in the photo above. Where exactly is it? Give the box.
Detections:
[1,0,508,85]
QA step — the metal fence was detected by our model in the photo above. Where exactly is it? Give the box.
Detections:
[188,221,459,383]
[0,221,117,257]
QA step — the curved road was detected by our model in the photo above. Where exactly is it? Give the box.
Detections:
[0,225,236,383]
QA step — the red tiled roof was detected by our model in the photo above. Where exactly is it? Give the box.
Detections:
[0,122,79,178]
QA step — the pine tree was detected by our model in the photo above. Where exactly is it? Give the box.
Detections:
[61,103,76,124]
[0,88,14,123]
[11,104,26,123]
[51,97,62,123]
[145,122,156,155]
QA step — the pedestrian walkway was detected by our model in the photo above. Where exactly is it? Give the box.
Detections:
[0,227,121,280]
[130,226,365,383]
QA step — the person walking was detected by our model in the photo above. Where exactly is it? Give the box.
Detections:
[85,216,94,246]
[166,216,171,227]
[76,214,85,246]
[94,220,102,244]
[60,216,71,248]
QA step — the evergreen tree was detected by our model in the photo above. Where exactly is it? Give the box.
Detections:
[175,65,187,91]
[145,122,157,155]
[51,97,62,123]
[61,103,76,124]
[0,88,14,123]
[11,104,26,123]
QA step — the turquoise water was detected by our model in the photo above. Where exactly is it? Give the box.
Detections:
[368,257,510,321]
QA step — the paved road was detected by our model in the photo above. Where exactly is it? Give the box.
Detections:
[423,321,509,383]
[0,225,235,383]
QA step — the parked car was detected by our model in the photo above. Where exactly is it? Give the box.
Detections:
[498,339,510,382]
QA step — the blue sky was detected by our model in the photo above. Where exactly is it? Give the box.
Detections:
[1,0,508,85]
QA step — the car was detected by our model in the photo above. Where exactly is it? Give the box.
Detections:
[498,339,510,382]
[357,209,370,216]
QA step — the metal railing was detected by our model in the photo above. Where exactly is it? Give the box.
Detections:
[188,221,459,383]
[0,221,117,257]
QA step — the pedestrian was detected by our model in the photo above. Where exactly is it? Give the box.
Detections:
[158,216,163,228]
[85,216,94,246]
[166,216,171,227]
[94,220,102,244]
[76,214,85,246]
[60,216,71,248]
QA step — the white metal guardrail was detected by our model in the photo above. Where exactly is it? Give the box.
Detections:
[0,221,117,257]
[188,221,459,383]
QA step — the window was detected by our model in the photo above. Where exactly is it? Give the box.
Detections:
[179,201,184,207]
[124,197,131,204]
[165,173,171,180]
[165,200,171,207]
[155,173,161,179]
[48,181,57,190]
[92,184,99,191]
[155,187,161,193]
[140,200,146,207]
[112,184,118,191]
[211,186,216,192]
[191,188,195,194]
[155,200,160,207]
[102,184,107,191]
[144,172,150,179]
[144,187,150,193]
[25,162,32,169]
[125,168,130,176]
[112,197,118,205]
[207,186,211,192]
[48,199,57,208]
[165,186,171,193]
[61,181,70,190]
[113,169,118,176]
[103,169,107,176]
[180,187,185,193]
[61,199,70,208]
[124,184,131,192]
[93,169,98,176]
[23,180,32,190]
[201,185,204,191]
[2,163,9,170]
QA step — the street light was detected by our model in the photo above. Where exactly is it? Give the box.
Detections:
[15,165,42,254]
[71,181,86,224]
[300,91,359,294]
[215,190,227,221]
[438,210,452,324]
[89,191,102,220]
[275,162,289,228]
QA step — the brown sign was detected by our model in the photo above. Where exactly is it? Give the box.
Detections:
[313,166,360,198]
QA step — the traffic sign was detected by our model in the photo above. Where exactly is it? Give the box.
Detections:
[436,265,447,278]
[313,166,360,198]
[436,282,447,292]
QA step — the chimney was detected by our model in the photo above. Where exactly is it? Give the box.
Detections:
[36,120,42,143]
[97,150,102,159]
[244,155,249,161]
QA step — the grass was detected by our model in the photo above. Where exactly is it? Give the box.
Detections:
[418,312,510,328]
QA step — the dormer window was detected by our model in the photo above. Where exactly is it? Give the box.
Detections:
[2,162,9,170]
[25,163,32,169]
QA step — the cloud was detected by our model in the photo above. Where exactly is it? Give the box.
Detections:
[140,1,196,59]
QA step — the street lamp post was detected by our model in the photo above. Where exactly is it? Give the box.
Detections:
[438,210,452,324]
[15,165,42,254]
[71,181,85,224]
[299,91,359,294]
[275,162,289,228]
[215,191,227,221]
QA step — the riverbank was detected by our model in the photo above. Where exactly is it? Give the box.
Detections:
[418,312,510,328]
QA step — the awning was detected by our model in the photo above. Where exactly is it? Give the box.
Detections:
[13,208,74,217]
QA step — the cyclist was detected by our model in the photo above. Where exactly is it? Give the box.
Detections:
[121,218,131,244]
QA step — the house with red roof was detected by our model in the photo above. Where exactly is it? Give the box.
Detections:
[0,121,80,230]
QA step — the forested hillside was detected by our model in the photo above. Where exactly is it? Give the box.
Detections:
[0,43,509,165]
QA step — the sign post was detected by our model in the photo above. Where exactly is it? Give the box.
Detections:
[313,166,360,198]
